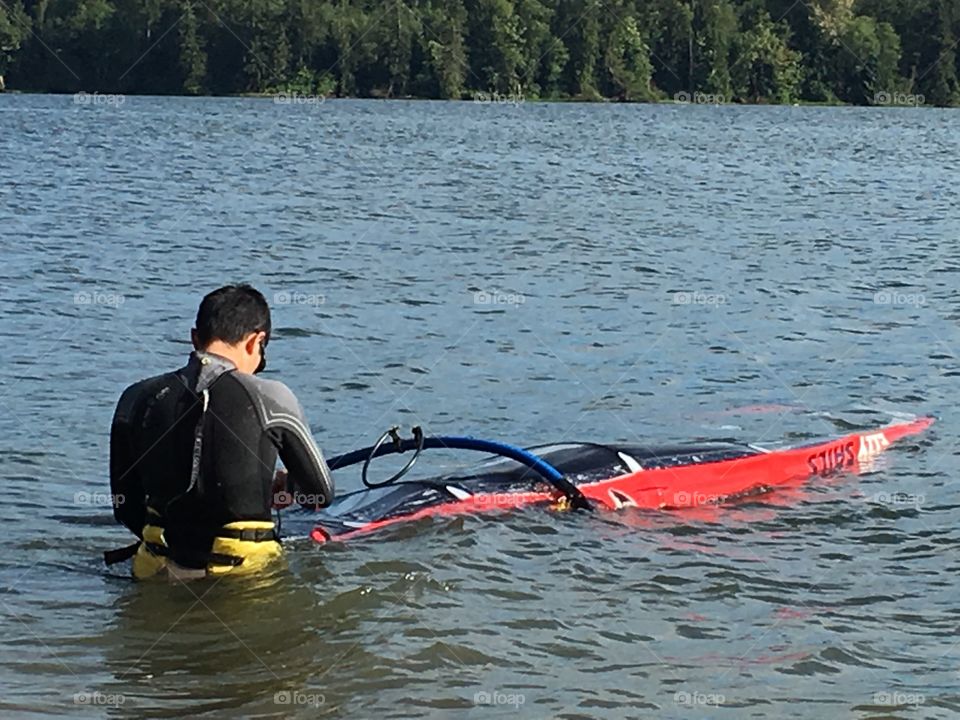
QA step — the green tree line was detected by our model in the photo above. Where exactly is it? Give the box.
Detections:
[0,0,957,104]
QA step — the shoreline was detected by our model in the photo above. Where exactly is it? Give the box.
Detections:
[0,89,943,109]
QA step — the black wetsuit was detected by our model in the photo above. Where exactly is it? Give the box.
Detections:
[110,352,334,561]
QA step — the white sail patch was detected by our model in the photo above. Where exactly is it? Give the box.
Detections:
[618,452,643,473]
[608,489,638,509]
[858,432,890,463]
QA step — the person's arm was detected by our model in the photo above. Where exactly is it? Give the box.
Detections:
[109,386,148,537]
[257,380,335,508]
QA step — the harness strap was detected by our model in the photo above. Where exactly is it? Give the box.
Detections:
[144,541,246,568]
[104,542,141,566]
[216,527,279,542]
[185,388,210,498]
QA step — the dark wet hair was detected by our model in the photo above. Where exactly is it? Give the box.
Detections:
[194,285,271,347]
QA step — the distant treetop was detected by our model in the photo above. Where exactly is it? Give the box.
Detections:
[1,0,957,105]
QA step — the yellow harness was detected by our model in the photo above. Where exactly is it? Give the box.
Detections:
[117,510,282,580]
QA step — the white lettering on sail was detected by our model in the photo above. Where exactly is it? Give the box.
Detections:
[858,432,890,463]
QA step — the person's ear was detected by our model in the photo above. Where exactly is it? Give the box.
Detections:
[191,328,200,350]
[244,332,260,357]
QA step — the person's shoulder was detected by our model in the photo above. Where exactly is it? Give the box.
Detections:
[229,373,302,414]
[121,370,180,397]
[114,371,180,419]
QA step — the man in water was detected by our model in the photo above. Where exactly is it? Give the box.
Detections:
[108,284,335,579]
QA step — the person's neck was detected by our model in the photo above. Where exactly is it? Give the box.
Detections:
[199,342,241,369]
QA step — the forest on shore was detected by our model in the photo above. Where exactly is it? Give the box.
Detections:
[0,0,957,105]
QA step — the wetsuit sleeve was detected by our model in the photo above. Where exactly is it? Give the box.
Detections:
[257,380,335,507]
[109,386,148,537]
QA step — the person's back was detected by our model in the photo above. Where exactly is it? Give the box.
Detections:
[108,284,334,579]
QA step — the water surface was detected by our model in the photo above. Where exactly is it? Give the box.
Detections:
[1,96,957,718]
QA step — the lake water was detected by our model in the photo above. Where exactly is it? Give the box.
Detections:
[1,95,958,718]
